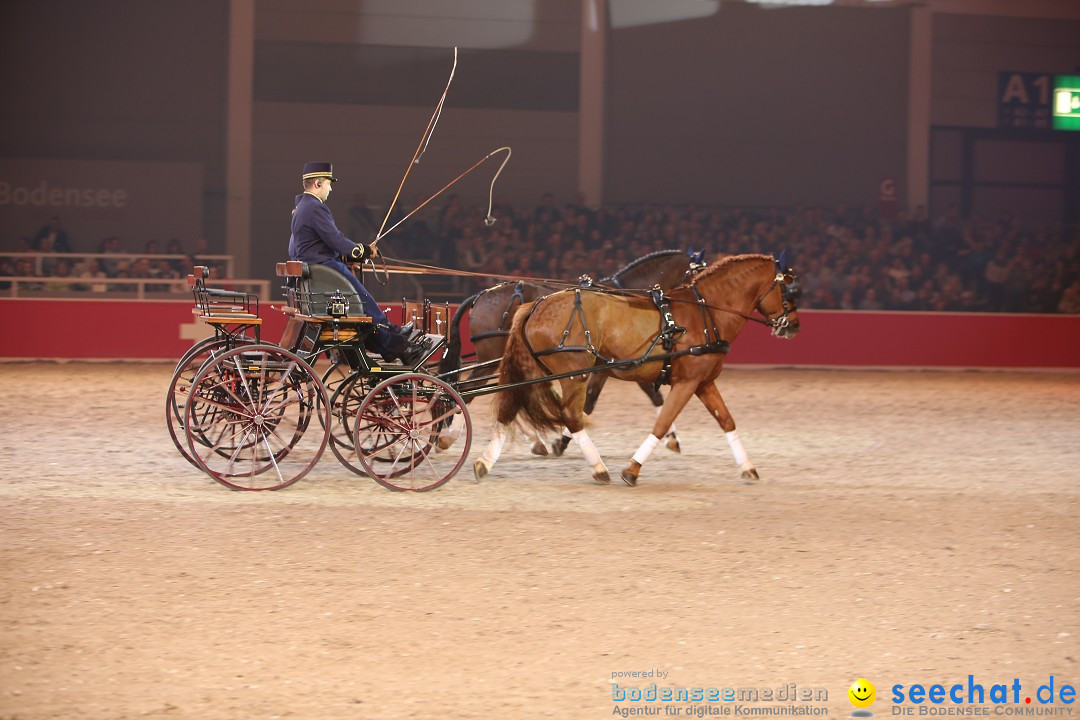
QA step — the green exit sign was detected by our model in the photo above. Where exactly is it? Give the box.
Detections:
[1053,75,1080,131]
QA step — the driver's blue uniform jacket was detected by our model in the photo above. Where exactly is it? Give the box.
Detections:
[288,191,391,329]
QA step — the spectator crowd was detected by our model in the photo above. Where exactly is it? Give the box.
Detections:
[5,198,1080,314]
[376,192,1080,315]
[1,215,225,293]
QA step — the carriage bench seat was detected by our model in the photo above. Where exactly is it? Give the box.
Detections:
[193,308,263,323]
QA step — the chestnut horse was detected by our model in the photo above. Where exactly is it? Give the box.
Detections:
[437,249,706,453]
[475,253,801,485]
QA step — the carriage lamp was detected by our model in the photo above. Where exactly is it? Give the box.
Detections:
[326,291,349,318]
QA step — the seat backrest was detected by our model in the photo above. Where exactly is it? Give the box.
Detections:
[297,263,364,316]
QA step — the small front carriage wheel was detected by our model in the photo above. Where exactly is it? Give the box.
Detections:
[352,373,471,491]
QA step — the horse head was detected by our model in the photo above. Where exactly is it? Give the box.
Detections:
[757,253,801,339]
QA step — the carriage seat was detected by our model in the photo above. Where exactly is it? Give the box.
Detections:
[276,260,384,358]
[189,267,261,327]
[277,260,367,319]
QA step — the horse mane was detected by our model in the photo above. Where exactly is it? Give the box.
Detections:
[600,248,685,284]
[689,253,773,287]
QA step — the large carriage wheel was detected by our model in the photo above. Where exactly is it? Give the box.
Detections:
[183,344,330,491]
[352,373,471,491]
[166,337,252,468]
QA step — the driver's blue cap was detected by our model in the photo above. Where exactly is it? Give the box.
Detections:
[302,162,338,182]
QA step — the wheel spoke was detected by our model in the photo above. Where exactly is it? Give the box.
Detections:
[353,373,470,491]
[184,345,329,491]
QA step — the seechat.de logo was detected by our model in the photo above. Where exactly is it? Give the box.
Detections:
[850,678,877,717]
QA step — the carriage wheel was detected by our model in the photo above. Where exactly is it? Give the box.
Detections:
[183,344,329,491]
[328,371,435,477]
[166,337,252,468]
[321,360,353,397]
[321,361,357,453]
[326,369,370,476]
[352,373,471,491]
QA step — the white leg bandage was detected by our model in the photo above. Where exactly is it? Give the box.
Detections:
[725,430,748,466]
[632,434,662,466]
[572,430,603,467]
[561,427,573,440]
[480,424,508,465]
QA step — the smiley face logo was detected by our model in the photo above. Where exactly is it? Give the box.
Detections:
[848,678,876,712]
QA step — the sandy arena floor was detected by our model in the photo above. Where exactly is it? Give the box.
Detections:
[0,362,1077,720]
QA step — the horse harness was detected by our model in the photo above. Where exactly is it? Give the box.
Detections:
[521,284,731,387]
[468,280,532,345]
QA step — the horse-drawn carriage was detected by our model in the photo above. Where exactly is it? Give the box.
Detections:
[166,261,471,492]
[166,250,802,492]
[164,48,801,492]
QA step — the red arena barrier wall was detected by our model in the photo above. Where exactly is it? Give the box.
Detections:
[0,298,468,363]
[0,299,1077,369]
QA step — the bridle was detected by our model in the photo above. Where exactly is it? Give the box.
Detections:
[656,256,801,334]
[753,261,801,333]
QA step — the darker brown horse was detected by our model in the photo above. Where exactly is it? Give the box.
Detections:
[475,253,801,485]
[436,249,705,453]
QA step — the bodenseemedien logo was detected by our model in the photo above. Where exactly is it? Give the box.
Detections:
[849,678,877,717]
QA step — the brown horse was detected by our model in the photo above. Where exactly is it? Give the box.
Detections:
[437,249,706,453]
[475,253,801,485]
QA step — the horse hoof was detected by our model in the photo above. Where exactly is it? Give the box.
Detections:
[593,471,611,484]
[665,433,681,453]
[740,467,760,482]
[436,436,454,451]
[620,469,638,486]
[551,437,570,457]
[531,441,549,457]
[473,460,489,481]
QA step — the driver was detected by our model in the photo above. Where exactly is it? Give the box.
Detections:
[289,162,435,365]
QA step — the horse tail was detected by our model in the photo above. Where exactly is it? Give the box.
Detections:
[437,289,482,377]
[494,303,564,433]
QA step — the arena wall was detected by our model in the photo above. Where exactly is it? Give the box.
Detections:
[2,299,1077,369]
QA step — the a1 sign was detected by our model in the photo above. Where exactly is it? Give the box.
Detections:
[998,72,1052,129]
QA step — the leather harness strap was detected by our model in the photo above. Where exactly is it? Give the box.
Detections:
[521,286,729,385]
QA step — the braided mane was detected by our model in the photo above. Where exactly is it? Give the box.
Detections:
[689,253,773,287]
[602,249,685,283]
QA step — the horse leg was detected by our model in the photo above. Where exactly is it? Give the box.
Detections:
[636,382,680,452]
[437,366,473,450]
[582,372,609,415]
[550,427,572,456]
[620,381,697,486]
[530,430,549,456]
[474,423,509,480]
[564,373,607,458]
[654,399,681,453]
[696,382,758,481]
[560,380,609,484]
[437,411,467,451]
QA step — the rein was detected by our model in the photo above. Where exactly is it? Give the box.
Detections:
[353,256,579,289]
[356,256,789,334]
